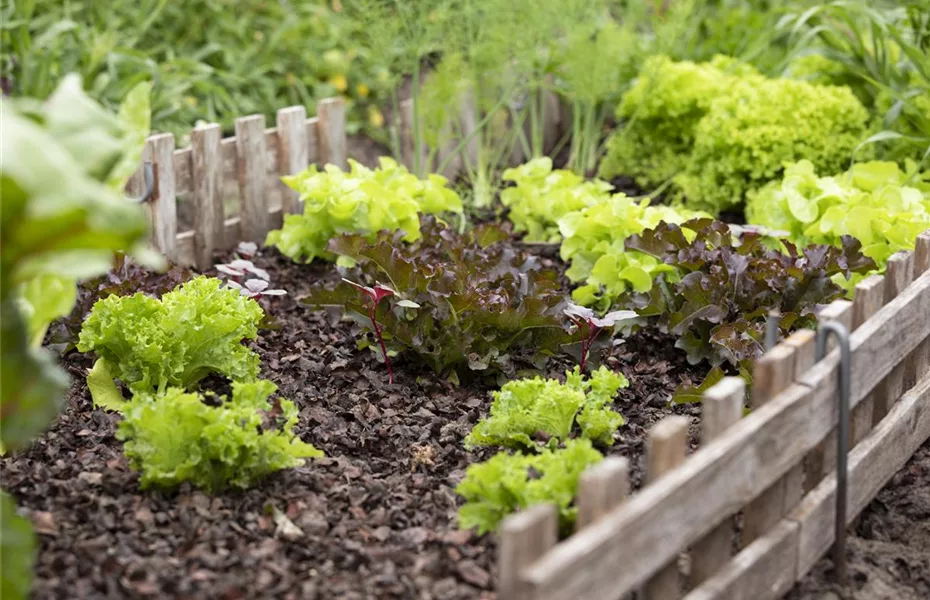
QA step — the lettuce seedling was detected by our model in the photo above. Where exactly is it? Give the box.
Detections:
[456,439,604,535]
[227,278,287,299]
[77,276,263,402]
[465,366,628,450]
[563,304,637,372]
[343,279,396,384]
[216,259,269,281]
[118,380,322,492]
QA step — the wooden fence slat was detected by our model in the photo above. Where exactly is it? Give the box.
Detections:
[235,115,270,243]
[682,520,799,600]
[848,274,887,448]
[873,251,915,424]
[276,106,310,215]
[689,378,745,589]
[305,116,320,164]
[523,268,930,600]
[576,458,630,531]
[190,124,224,270]
[791,368,930,578]
[173,147,193,197]
[148,133,178,261]
[317,97,347,169]
[644,416,690,600]
[743,344,796,546]
[398,98,419,174]
[907,232,930,387]
[782,330,816,506]
[500,504,558,600]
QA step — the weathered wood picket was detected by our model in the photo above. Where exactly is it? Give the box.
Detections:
[498,232,930,600]
[126,97,346,269]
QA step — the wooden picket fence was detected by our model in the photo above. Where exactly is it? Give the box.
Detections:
[127,97,347,269]
[498,234,930,600]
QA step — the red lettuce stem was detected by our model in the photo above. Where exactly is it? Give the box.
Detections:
[367,298,394,384]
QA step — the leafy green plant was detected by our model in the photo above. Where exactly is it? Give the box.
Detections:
[303,217,570,378]
[747,159,930,290]
[620,219,875,398]
[500,158,613,243]
[674,72,872,213]
[265,158,463,264]
[558,194,708,311]
[77,276,263,404]
[2,0,393,140]
[456,439,603,535]
[465,366,627,451]
[118,380,322,492]
[598,55,872,213]
[1,75,152,600]
[780,0,930,164]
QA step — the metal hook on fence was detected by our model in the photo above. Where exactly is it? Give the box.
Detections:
[125,161,154,204]
[814,321,852,586]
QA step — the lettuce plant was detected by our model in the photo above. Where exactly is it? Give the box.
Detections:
[598,55,871,214]
[747,160,930,290]
[456,439,604,535]
[265,157,463,263]
[558,194,708,311]
[564,304,637,372]
[77,276,263,402]
[621,219,875,392]
[304,217,570,378]
[118,380,322,492]
[500,157,613,243]
[465,366,627,451]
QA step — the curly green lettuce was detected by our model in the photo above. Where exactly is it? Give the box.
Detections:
[598,55,872,214]
[501,157,613,242]
[77,276,263,400]
[464,366,627,450]
[456,439,603,535]
[118,380,322,492]
[266,156,463,263]
[747,159,930,290]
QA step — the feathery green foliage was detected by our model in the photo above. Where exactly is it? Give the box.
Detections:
[118,380,322,492]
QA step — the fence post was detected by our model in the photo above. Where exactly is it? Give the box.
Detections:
[276,106,310,215]
[688,377,745,589]
[148,133,178,262]
[848,275,887,448]
[743,344,796,546]
[499,504,558,600]
[235,115,270,243]
[317,97,347,169]
[907,231,930,386]
[643,416,690,600]
[190,123,224,270]
[576,457,630,531]
[873,251,914,424]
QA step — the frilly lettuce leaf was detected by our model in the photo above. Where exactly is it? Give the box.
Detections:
[456,439,604,535]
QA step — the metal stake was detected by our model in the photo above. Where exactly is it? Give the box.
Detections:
[764,310,781,351]
[815,322,852,585]
[126,161,154,204]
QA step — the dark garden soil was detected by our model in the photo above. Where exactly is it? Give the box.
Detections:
[1,241,707,600]
[788,440,930,600]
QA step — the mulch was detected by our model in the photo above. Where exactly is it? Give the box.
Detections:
[1,240,706,600]
[788,440,930,600]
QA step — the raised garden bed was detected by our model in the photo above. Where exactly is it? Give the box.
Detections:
[7,96,930,600]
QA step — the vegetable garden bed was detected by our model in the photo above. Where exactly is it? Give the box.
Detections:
[6,85,930,600]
